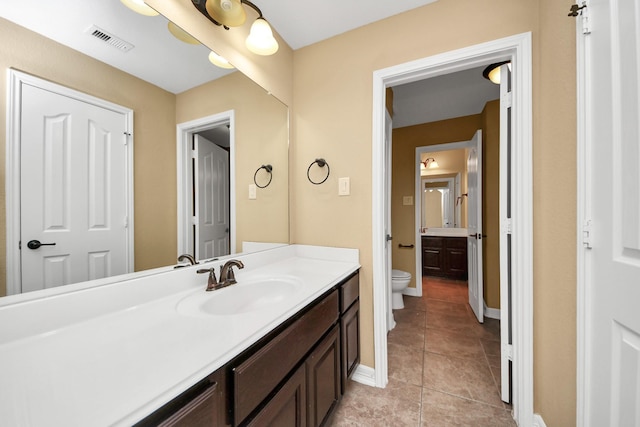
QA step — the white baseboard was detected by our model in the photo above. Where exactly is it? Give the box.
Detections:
[484,300,500,320]
[533,414,547,427]
[350,364,377,387]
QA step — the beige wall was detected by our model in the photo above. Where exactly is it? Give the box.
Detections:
[0,18,178,296]
[290,0,576,425]
[176,72,289,250]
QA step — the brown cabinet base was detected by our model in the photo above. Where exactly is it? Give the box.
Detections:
[422,236,468,280]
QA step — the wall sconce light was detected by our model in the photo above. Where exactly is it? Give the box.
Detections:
[193,0,279,56]
[420,157,439,170]
[482,61,511,84]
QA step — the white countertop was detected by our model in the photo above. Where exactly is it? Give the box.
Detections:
[421,227,468,237]
[0,245,360,426]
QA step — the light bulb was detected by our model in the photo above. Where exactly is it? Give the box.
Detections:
[120,0,159,16]
[245,18,279,56]
[208,51,234,69]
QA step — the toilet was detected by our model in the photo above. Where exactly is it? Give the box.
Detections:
[391,269,411,310]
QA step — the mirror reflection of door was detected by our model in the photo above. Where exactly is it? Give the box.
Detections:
[421,177,457,228]
[193,129,230,260]
[15,74,133,294]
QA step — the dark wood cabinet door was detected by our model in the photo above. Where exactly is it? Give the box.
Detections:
[306,326,341,427]
[340,300,360,393]
[247,366,307,427]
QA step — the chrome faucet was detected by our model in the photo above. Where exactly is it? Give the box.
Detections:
[197,259,245,292]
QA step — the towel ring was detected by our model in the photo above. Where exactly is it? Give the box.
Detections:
[307,158,330,185]
[253,164,273,189]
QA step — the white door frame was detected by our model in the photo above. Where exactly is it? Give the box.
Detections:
[176,111,236,257]
[413,141,472,298]
[5,69,134,295]
[371,32,533,424]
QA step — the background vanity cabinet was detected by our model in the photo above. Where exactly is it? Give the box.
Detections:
[136,271,360,427]
[421,236,468,280]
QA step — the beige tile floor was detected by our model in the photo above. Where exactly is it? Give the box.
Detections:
[330,276,516,427]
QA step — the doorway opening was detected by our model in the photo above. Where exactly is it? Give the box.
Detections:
[370,33,533,425]
[177,111,236,260]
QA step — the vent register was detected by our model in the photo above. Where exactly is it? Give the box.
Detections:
[85,25,134,52]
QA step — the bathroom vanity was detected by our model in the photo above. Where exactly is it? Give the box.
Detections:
[421,228,468,280]
[0,245,360,426]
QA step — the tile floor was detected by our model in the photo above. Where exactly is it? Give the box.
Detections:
[330,276,516,427]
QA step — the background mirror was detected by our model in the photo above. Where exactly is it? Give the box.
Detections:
[420,148,468,229]
[0,1,289,296]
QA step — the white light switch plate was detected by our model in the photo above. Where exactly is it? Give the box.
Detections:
[338,177,350,196]
[249,184,257,200]
[403,196,413,205]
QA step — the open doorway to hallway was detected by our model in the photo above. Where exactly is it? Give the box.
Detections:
[370,33,533,425]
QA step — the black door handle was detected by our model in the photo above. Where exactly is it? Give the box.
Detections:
[27,240,56,250]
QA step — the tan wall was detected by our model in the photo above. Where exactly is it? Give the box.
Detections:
[290,0,577,425]
[392,115,482,289]
[0,18,178,296]
[176,72,289,250]
[482,100,501,309]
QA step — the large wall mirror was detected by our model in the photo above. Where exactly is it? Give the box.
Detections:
[420,148,468,230]
[0,1,289,296]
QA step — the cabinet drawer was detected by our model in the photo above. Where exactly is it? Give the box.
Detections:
[340,272,359,313]
[233,290,339,425]
[422,237,444,248]
[446,237,467,249]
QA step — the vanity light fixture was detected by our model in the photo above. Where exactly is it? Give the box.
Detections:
[208,51,235,69]
[167,22,199,44]
[420,157,439,170]
[120,0,159,16]
[193,0,279,56]
[482,60,511,84]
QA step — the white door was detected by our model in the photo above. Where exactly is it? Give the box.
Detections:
[467,129,484,323]
[195,134,230,259]
[582,0,640,424]
[499,63,513,403]
[20,84,129,292]
[384,110,395,330]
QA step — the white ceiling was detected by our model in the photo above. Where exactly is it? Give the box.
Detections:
[0,0,498,125]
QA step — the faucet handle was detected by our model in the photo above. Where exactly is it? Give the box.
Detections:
[197,268,218,291]
[224,265,238,284]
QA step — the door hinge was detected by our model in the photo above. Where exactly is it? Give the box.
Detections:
[569,2,590,34]
[582,219,592,249]
[503,218,513,235]
[124,216,129,228]
[504,343,514,361]
[123,131,132,145]
[502,91,513,108]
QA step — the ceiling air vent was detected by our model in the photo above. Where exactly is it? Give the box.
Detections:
[85,25,134,52]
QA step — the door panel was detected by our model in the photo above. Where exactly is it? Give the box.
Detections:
[467,129,484,323]
[20,84,128,292]
[584,0,640,424]
[195,135,230,259]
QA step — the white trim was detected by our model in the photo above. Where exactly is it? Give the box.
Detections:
[484,300,501,320]
[176,112,236,257]
[575,3,591,426]
[350,364,376,387]
[533,414,548,427]
[372,32,533,425]
[5,69,134,295]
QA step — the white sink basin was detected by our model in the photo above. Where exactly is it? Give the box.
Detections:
[176,277,304,316]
